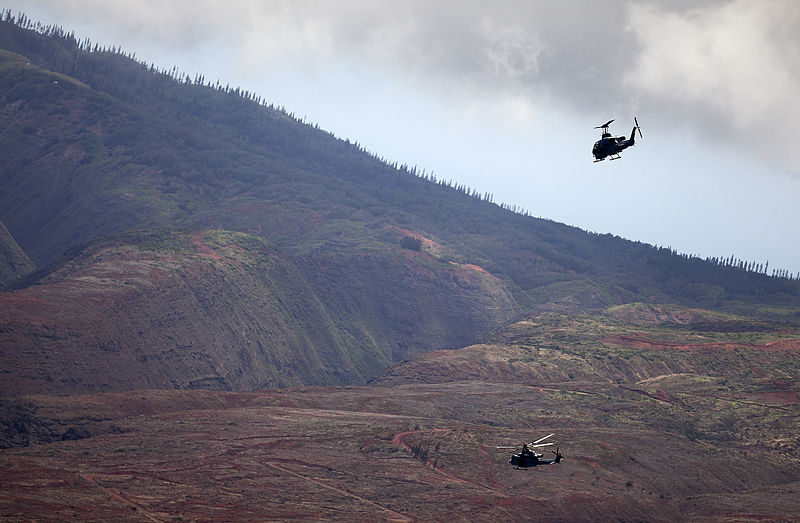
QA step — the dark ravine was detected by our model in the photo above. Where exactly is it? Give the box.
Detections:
[0,220,35,290]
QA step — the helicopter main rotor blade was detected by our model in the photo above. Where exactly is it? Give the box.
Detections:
[532,433,555,445]
[496,446,519,449]
[529,442,554,448]
[594,119,614,129]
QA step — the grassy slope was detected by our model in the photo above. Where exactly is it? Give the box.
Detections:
[0,229,365,392]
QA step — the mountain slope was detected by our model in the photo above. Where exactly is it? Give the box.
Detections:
[1,19,798,312]
[373,303,800,387]
[0,229,519,395]
[0,219,34,290]
[1,17,799,394]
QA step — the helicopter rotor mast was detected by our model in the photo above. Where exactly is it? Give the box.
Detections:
[594,119,614,135]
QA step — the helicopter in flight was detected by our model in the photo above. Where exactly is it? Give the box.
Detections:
[497,433,563,469]
[592,117,642,162]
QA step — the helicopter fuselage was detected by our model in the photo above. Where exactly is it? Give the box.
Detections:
[592,118,641,162]
[592,133,634,161]
[508,448,563,469]
[508,445,563,469]
[499,434,562,469]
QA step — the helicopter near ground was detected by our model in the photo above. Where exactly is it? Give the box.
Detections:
[2,308,799,521]
[497,433,564,468]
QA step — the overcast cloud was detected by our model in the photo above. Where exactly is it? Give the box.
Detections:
[14,0,800,174]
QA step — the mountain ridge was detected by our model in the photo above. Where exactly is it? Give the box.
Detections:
[1,15,799,394]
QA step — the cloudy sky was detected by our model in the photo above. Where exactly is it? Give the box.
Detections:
[8,0,800,274]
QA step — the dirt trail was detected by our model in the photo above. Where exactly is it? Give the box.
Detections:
[391,430,508,497]
[79,473,163,522]
[618,385,676,405]
[264,461,412,522]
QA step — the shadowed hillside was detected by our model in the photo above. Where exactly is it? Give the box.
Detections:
[0,229,517,395]
[0,220,34,290]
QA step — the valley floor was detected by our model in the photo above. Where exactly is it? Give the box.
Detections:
[3,307,800,521]
[1,377,799,522]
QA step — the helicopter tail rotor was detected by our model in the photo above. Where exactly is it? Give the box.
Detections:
[634,116,642,139]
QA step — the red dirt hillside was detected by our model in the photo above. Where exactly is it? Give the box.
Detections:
[0,229,520,395]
